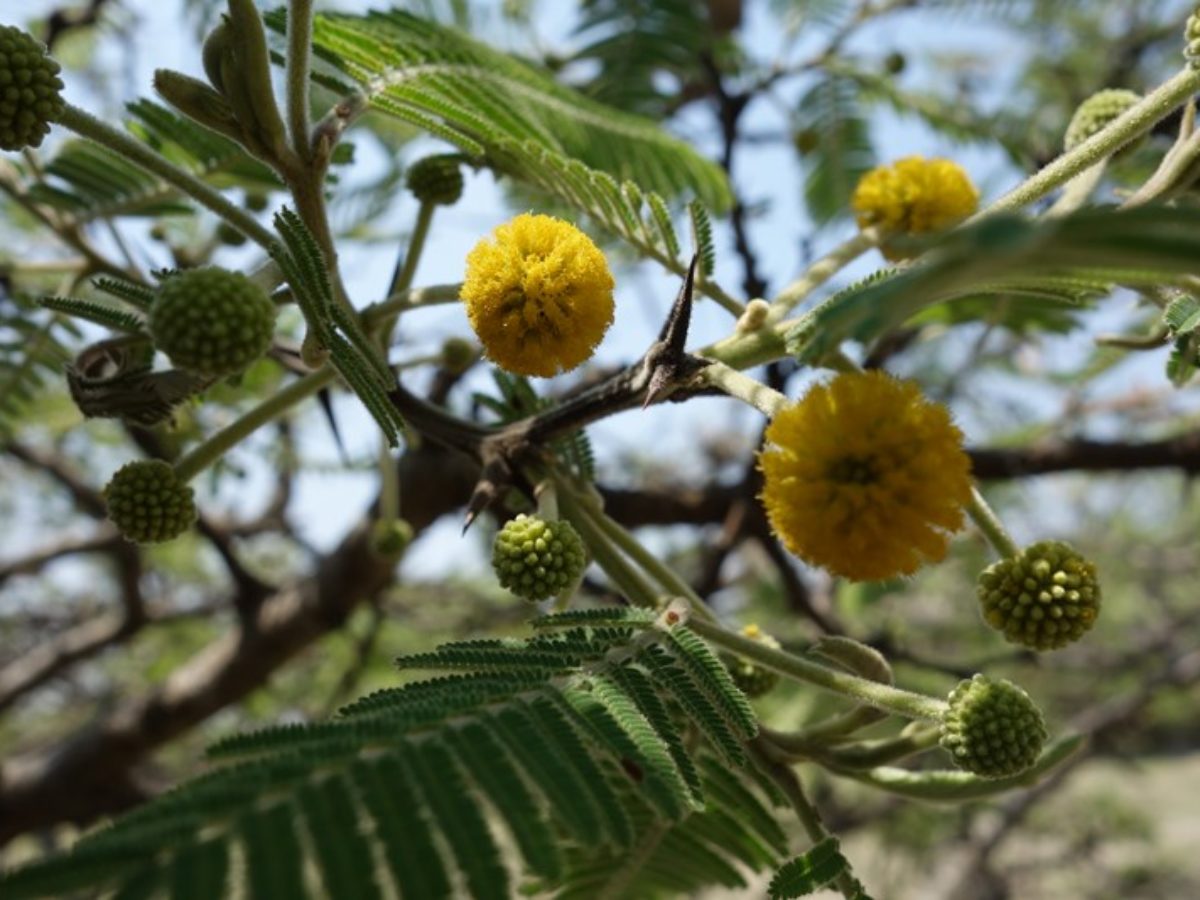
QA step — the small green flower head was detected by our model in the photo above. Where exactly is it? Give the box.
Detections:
[0,25,65,151]
[722,624,781,698]
[406,154,464,206]
[370,518,415,558]
[492,514,586,602]
[104,460,197,544]
[439,337,477,374]
[977,540,1100,651]
[1064,89,1141,151]
[940,675,1048,779]
[149,268,277,377]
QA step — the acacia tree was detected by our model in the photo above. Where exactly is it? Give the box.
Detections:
[2,1,1200,897]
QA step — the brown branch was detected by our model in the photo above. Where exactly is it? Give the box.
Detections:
[0,603,220,715]
[4,441,107,518]
[0,530,122,587]
[0,443,474,845]
[970,432,1200,478]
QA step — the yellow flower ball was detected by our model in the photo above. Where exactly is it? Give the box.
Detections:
[758,370,973,582]
[461,213,615,377]
[852,157,978,259]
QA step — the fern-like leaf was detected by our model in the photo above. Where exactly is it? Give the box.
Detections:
[0,293,77,434]
[768,838,854,899]
[794,76,875,224]
[275,9,731,213]
[21,102,278,227]
[269,209,405,445]
[789,207,1200,361]
[0,612,768,900]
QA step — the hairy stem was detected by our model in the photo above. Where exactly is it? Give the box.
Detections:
[569,487,718,624]
[978,67,1200,217]
[559,490,660,608]
[768,227,882,321]
[700,361,788,416]
[687,617,949,721]
[966,486,1020,559]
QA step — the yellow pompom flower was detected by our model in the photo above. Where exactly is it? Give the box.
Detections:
[462,213,615,377]
[758,370,973,582]
[852,157,978,259]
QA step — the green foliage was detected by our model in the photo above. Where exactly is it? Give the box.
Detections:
[789,207,1200,361]
[20,102,278,227]
[275,9,731,212]
[768,838,854,899]
[793,76,875,225]
[0,292,77,433]
[570,0,722,115]
[269,209,405,445]
[0,610,771,899]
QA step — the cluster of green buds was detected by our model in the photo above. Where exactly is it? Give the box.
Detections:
[0,25,64,151]
[977,541,1100,651]
[721,624,782,698]
[940,675,1048,778]
[491,514,587,602]
[148,267,277,378]
[1064,89,1141,153]
[104,460,197,544]
[406,154,465,207]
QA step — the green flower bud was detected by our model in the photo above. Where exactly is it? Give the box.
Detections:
[149,267,277,377]
[1064,89,1141,152]
[216,222,247,246]
[940,675,1048,778]
[977,540,1100,651]
[492,514,586,602]
[439,337,477,374]
[104,460,197,544]
[0,25,65,151]
[406,154,465,206]
[721,624,781,698]
[153,69,241,142]
[371,519,414,558]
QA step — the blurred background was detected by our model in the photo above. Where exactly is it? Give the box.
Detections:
[1,1,1199,897]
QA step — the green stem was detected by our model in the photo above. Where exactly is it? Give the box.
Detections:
[564,482,718,624]
[835,734,1086,802]
[699,361,788,417]
[535,480,558,521]
[977,67,1200,218]
[558,490,660,608]
[378,435,399,524]
[699,319,792,370]
[389,202,436,298]
[376,200,438,343]
[174,368,334,481]
[362,283,463,326]
[750,747,867,900]
[1045,161,1108,216]
[767,227,881,321]
[761,725,943,769]
[966,486,1020,559]
[286,0,315,163]
[55,104,277,249]
[687,617,949,722]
